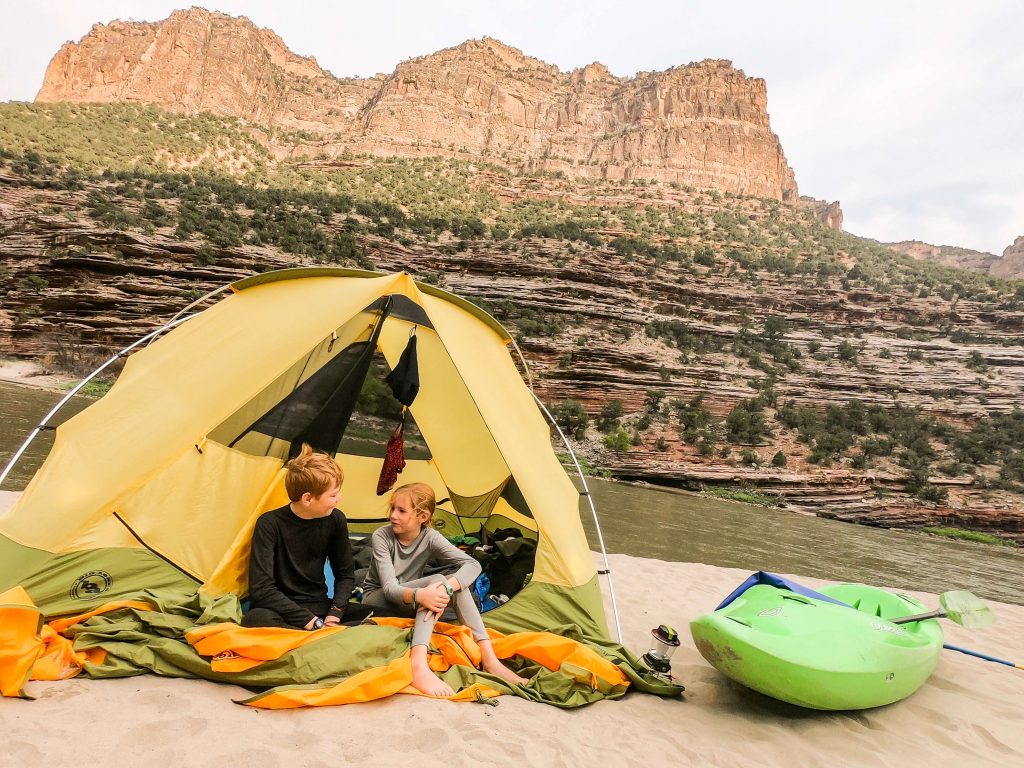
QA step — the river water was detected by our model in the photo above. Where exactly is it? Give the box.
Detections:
[2,381,1021,605]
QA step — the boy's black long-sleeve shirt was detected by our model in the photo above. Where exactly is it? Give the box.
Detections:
[247,505,356,626]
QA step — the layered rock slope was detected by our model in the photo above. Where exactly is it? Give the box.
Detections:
[2,164,1023,542]
[37,8,797,200]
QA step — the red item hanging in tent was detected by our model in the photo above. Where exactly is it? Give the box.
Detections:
[376,329,419,496]
[376,413,407,495]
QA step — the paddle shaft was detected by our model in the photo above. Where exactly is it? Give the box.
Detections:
[891,609,943,625]
[944,643,1023,670]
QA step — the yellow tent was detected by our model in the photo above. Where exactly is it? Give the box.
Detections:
[0,269,607,638]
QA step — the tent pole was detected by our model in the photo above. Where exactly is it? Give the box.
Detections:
[530,392,623,643]
[147,284,231,345]
[0,313,201,488]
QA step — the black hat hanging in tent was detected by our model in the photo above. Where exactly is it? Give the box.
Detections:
[376,327,420,495]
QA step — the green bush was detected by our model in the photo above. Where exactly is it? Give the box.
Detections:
[965,351,988,372]
[20,275,48,293]
[703,486,780,507]
[603,426,632,452]
[921,527,1012,546]
[193,244,217,266]
[725,401,773,444]
[837,339,859,363]
[550,399,589,440]
[672,396,720,446]
[597,399,624,433]
[740,448,760,466]
[644,390,666,414]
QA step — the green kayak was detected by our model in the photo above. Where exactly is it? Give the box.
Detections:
[690,582,943,710]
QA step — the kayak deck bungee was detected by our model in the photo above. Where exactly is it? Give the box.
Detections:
[690,580,943,710]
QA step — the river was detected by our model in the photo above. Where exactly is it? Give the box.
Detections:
[2,380,1021,604]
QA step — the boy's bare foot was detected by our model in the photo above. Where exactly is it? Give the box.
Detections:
[482,657,529,686]
[410,663,455,697]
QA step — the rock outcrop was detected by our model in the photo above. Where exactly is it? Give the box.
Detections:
[36,8,797,200]
[888,238,1024,281]
[887,240,1000,274]
[803,197,844,230]
[36,9,382,132]
[991,235,1024,280]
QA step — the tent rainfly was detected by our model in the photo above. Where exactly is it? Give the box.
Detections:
[0,269,609,639]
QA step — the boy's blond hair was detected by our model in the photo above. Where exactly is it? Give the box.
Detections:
[391,482,436,521]
[285,443,344,501]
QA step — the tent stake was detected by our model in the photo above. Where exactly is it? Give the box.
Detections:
[0,313,200,488]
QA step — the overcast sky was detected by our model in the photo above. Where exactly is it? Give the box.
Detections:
[2,1,1021,255]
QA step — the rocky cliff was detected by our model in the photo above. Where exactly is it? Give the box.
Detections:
[802,197,844,230]
[36,8,797,200]
[991,236,1024,280]
[888,239,1024,280]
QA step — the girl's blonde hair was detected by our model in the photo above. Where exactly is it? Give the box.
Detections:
[391,482,436,523]
[285,443,344,501]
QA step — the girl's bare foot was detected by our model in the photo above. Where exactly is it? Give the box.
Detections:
[411,664,455,697]
[410,646,454,697]
[479,642,528,685]
[482,657,529,686]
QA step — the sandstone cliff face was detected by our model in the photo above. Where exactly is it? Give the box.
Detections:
[37,9,797,200]
[887,239,1024,280]
[886,240,1000,274]
[37,9,380,132]
[802,197,844,230]
[991,235,1024,280]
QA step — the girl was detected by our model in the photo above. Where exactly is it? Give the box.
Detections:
[361,482,528,697]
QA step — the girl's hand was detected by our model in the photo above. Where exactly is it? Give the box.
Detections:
[417,582,450,615]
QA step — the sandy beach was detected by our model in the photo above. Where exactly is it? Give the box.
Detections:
[0,358,74,392]
[1,530,1021,768]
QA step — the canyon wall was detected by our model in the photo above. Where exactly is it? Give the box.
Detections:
[37,8,798,200]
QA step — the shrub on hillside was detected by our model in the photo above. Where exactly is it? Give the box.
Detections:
[550,399,589,440]
[597,399,624,433]
[725,401,774,444]
[603,426,631,452]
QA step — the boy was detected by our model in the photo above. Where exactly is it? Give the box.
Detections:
[242,443,367,629]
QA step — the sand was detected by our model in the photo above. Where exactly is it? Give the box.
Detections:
[0,358,74,392]
[1,545,1021,767]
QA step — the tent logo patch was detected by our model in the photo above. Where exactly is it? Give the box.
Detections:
[70,570,113,600]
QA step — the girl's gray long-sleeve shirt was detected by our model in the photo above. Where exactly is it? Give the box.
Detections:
[362,525,482,605]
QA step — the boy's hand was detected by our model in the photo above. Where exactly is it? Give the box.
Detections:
[324,615,341,626]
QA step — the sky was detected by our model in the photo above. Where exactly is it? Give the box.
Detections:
[1,1,1022,255]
